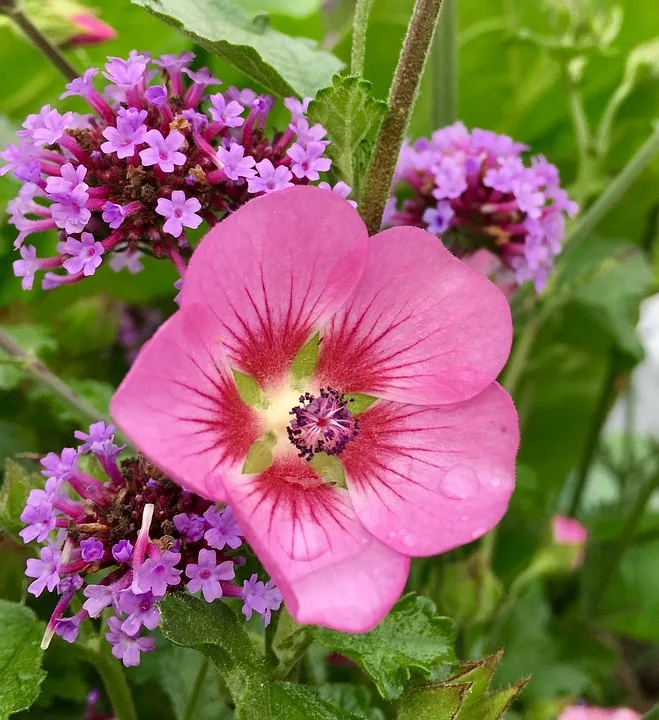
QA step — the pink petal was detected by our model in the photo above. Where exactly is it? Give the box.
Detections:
[222,453,409,632]
[341,383,518,556]
[179,186,369,390]
[110,304,260,501]
[314,226,512,405]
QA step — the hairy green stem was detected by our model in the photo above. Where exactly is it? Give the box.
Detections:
[184,657,210,720]
[589,468,659,614]
[0,329,122,436]
[84,640,138,720]
[360,0,444,235]
[350,0,375,76]
[431,0,458,127]
[3,4,79,81]
[566,353,619,517]
[567,122,659,246]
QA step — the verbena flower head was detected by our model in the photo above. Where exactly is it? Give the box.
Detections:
[552,515,588,568]
[388,121,579,292]
[111,186,519,632]
[20,422,280,666]
[1,51,343,293]
[559,707,641,720]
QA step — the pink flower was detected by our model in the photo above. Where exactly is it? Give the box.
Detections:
[155,190,202,238]
[552,515,588,568]
[68,13,117,47]
[111,186,518,633]
[217,144,257,181]
[62,232,105,276]
[139,129,186,172]
[13,245,39,290]
[559,707,641,720]
[185,548,235,602]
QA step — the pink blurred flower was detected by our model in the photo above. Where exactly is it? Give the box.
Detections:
[552,515,588,567]
[111,186,519,633]
[68,14,117,46]
[559,706,641,720]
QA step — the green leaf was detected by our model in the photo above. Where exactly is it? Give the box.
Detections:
[316,593,455,701]
[447,654,528,719]
[0,600,46,719]
[571,246,654,362]
[317,684,384,720]
[130,0,343,98]
[645,703,659,719]
[0,459,43,542]
[272,609,313,679]
[240,0,324,18]
[398,653,528,720]
[307,76,387,199]
[237,681,363,720]
[399,683,470,720]
[136,645,232,720]
[0,324,57,391]
[158,593,266,700]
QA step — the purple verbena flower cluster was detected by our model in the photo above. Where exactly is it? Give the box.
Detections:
[20,421,282,666]
[1,51,349,293]
[387,121,579,291]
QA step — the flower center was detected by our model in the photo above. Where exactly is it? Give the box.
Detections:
[287,388,360,461]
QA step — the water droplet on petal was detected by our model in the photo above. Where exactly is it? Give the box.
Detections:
[471,527,486,539]
[388,530,398,539]
[402,534,415,548]
[439,465,480,500]
[460,515,470,522]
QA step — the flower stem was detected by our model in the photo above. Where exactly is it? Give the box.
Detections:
[566,122,659,246]
[566,352,619,517]
[563,66,593,175]
[1,3,79,81]
[360,0,444,235]
[184,657,210,720]
[481,312,545,565]
[83,639,138,720]
[0,328,120,434]
[350,0,375,77]
[589,467,659,614]
[431,0,458,127]
[501,313,543,398]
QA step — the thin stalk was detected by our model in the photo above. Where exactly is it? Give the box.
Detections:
[566,122,659,246]
[350,0,375,77]
[4,5,79,81]
[589,468,659,613]
[566,353,619,517]
[565,69,592,172]
[431,0,458,127]
[501,313,543,398]
[481,312,545,565]
[594,80,633,161]
[0,329,123,436]
[561,63,600,206]
[360,0,444,235]
[264,610,279,668]
[184,657,210,720]
[84,640,138,720]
